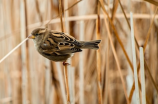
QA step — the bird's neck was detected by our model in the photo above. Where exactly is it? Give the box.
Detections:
[33,39,41,48]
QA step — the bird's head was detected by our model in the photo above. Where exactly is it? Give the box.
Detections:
[28,28,46,43]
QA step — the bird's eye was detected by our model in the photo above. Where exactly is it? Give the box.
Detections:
[35,33,38,36]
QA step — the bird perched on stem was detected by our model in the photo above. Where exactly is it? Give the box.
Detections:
[28,28,101,65]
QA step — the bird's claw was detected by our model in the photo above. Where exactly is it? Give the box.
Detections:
[63,61,70,66]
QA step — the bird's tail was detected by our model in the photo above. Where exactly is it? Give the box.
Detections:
[79,40,101,50]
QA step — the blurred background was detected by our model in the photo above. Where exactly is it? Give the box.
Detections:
[0,0,158,104]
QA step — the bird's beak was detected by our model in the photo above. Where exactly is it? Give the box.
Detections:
[28,34,35,39]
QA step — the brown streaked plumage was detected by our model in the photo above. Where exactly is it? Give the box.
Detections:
[28,28,101,62]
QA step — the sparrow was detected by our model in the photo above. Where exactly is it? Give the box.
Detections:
[28,28,101,65]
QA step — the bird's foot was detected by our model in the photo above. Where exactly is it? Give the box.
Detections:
[63,61,70,66]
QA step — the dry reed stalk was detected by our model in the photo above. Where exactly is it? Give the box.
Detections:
[103,12,130,104]
[64,65,70,103]
[96,1,102,104]
[56,63,67,104]
[122,12,139,104]
[99,1,150,103]
[35,0,43,24]
[117,0,147,103]
[130,12,140,104]
[99,4,139,103]
[26,14,158,31]
[128,80,150,104]
[3,12,158,30]
[68,67,75,104]
[20,1,28,104]
[45,59,51,104]
[10,0,15,33]
[79,19,84,104]
[118,0,141,100]
[44,0,49,26]
[50,13,158,22]
[139,47,146,104]
[64,0,69,33]
[77,1,86,103]
[128,7,158,102]
[65,0,82,11]
[99,0,134,71]
[3,3,11,101]
[104,0,110,103]
[0,38,28,63]
[58,0,70,103]
[59,0,64,32]
[118,0,131,29]
[111,0,119,22]
[64,0,75,103]
[144,60,158,88]
[24,0,32,103]
[44,2,50,103]
[3,13,158,40]
[6,2,14,104]
[143,7,158,51]
[104,36,109,104]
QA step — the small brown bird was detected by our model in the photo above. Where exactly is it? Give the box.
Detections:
[28,28,101,65]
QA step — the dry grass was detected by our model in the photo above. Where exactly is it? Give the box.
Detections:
[1,0,158,104]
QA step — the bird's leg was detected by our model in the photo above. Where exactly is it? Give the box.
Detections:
[63,61,70,66]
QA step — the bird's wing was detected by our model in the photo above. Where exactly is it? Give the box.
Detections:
[49,30,76,43]
[40,37,82,55]
[40,30,82,55]
[50,30,83,47]
[54,42,82,55]
[40,42,82,55]
[54,48,82,55]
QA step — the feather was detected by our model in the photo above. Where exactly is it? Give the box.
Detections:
[58,42,75,50]
[55,48,82,55]
[50,30,76,42]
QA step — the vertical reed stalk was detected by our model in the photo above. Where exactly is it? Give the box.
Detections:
[128,8,158,102]
[99,0,134,71]
[79,21,84,104]
[105,36,109,104]
[64,0,69,33]
[64,66,70,103]
[58,0,70,103]
[64,0,74,103]
[103,10,130,104]
[99,1,142,103]
[23,0,32,104]
[35,0,43,25]
[59,0,64,32]
[68,67,75,104]
[140,47,146,104]
[111,0,119,22]
[96,1,102,104]
[56,63,67,104]
[104,0,110,103]
[77,0,85,103]
[20,0,27,104]
[143,7,158,52]
[130,12,140,104]
[45,59,51,104]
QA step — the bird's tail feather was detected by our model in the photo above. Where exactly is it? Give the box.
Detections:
[79,40,101,50]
